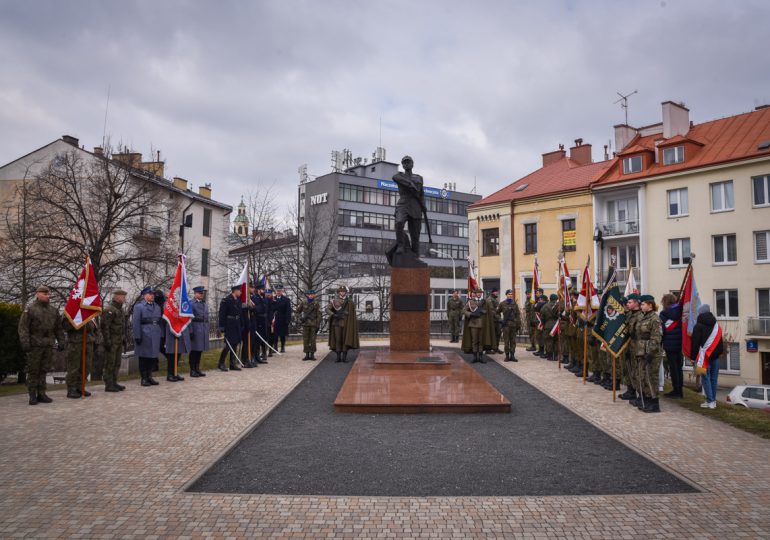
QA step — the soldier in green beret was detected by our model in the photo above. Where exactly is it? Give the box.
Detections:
[540,294,559,360]
[636,295,663,412]
[496,290,522,361]
[620,293,642,403]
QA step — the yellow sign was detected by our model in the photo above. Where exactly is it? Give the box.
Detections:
[562,230,576,247]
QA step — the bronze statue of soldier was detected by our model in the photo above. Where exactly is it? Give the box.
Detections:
[386,155,432,267]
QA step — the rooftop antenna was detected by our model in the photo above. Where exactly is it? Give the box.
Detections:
[102,84,111,148]
[471,176,477,194]
[379,116,382,148]
[614,89,638,125]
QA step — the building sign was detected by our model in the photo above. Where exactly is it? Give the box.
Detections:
[377,180,451,198]
[746,340,758,353]
[562,230,577,247]
[310,192,328,205]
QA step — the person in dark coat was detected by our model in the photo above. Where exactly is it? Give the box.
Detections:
[265,289,277,357]
[659,293,684,398]
[273,284,292,353]
[218,285,244,371]
[132,287,162,387]
[690,304,723,409]
[162,321,191,382]
[251,284,269,363]
[189,286,209,377]
[239,283,257,369]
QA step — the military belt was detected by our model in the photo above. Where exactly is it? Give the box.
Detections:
[140,318,160,325]
[227,316,240,320]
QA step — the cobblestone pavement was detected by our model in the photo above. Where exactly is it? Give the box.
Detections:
[1,341,768,539]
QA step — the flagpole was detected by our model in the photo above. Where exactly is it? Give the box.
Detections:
[557,254,562,371]
[612,354,616,401]
[582,322,587,384]
[676,260,692,301]
[247,260,252,362]
[81,326,87,398]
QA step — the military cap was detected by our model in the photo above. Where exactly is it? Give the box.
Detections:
[36,285,50,293]
[540,294,548,301]
[338,285,348,292]
[231,284,241,291]
[275,283,284,289]
[505,289,513,295]
[307,289,316,295]
[474,287,483,293]
[537,288,544,293]
[639,294,655,304]
[141,286,154,295]
[626,293,640,302]
[112,288,128,296]
[549,293,558,301]
[620,296,627,304]
[491,287,499,293]
[265,289,274,294]
[193,286,206,293]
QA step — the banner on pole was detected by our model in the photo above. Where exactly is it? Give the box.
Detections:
[64,256,102,329]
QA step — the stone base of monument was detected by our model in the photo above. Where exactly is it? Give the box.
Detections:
[333,350,511,413]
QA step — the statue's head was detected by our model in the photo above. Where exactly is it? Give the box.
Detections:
[401,155,413,170]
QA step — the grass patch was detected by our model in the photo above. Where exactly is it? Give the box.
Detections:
[664,384,770,440]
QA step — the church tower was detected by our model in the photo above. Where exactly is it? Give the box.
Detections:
[233,197,249,237]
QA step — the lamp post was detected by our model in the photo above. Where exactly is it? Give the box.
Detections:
[429,247,456,291]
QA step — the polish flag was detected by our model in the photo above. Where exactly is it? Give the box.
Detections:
[235,261,249,307]
[680,265,702,360]
[467,256,478,292]
[577,260,599,318]
[64,256,102,329]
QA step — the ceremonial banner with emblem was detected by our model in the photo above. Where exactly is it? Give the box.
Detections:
[680,263,701,360]
[64,256,102,329]
[592,278,630,358]
[163,254,193,337]
[466,256,478,293]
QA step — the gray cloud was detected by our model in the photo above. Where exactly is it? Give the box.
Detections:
[1,0,769,209]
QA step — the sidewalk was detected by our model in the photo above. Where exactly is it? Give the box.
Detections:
[0,341,768,539]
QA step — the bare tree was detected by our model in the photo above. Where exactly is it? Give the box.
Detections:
[6,147,178,303]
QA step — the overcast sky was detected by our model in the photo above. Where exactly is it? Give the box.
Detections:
[1,0,769,210]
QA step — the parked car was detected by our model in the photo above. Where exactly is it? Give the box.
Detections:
[725,385,770,411]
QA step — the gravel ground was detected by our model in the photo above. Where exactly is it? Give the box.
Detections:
[190,349,697,497]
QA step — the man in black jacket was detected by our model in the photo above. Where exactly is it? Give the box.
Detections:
[690,304,723,409]
[660,293,684,398]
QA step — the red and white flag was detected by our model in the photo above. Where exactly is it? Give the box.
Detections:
[559,257,572,310]
[163,255,194,337]
[680,264,701,360]
[467,256,478,292]
[624,266,639,297]
[235,261,249,307]
[577,258,599,318]
[530,256,540,304]
[64,256,102,329]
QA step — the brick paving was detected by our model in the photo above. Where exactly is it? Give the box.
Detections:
[1,341,769,539]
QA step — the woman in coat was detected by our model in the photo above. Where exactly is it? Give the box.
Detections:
[690,304,723,409]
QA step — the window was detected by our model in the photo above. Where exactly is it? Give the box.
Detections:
[755,231,770,263]
[523,277,533,296]
[719,343,741,372]
[610,244,638,270]
[561,219,576,252]
[753,175,770,207]
[663,146,685,165]
[713,234,737,264]
[482,228,499,256]
[715,289,739,318]
[622,155,643,174]
[710,180,734,212]
[202,208,211,237]
[667,188,688,217]
[201,248,209,277]
[758,289,770,317]
[669,238,691,267]
[524,223,537,254]
[742,387,764,400]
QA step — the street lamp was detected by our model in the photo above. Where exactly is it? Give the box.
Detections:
[429,247,456,291]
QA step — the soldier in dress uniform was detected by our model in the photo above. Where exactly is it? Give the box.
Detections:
[296,289,322,360]
[189,286,209,377]
[524,291,537,352]
[540,294,558,361]
[446,290,463,343]
[240,283,257,369]
[462,288,487,363]
[162,317,191,382]
[496,289,522,362]
[101,289,127,392]
[251,284,269,363]
[132,287,163,387]
[273,284,292,353]
[265,289,277,357]
[63,315,100,399]
[636,294,663,413]
[218,285,244,371]
[326,285,360,362]
[18,286,66,405]
[484,288,503,354]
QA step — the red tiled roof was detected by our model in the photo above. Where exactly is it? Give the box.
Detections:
[470,157,613,208]
[595,107,770,186]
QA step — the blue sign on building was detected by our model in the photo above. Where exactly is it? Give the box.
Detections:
[377,180,450,199]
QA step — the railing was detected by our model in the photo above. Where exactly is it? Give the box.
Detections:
[747,317,770,336]
[596,219,639,237]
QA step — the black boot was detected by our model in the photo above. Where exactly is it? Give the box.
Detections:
[230,362,242,371]
[525,345,536,352]
[196,360,207,376]
[190,359,200,377]
[336,352,342,363]
[302,352,310,361]
[504,352,513,362]
[147,372,159,385]
[643,398,661,413]
[479,352,487,364]
[341,351,348,363]
[619,386,636,400]
[67,388,81,398]
[218,361,229,372]
[280,346,286,353]
[310,352,316,360]
[29,391,38,405]
[37,391,53,403]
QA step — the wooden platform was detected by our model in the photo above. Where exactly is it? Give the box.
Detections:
[334,350,511,414]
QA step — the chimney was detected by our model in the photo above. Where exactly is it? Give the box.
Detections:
[568,139,592,166]
[62,135,79,147]
[542,144,566,167]
[140,161,165,178]
[198,183,212,199]
[614,124,637,153]
[603,145,609,161]
[112,152,142,168]
[661,101,690,138]
[93,146,104,156]
[172,177,188,190]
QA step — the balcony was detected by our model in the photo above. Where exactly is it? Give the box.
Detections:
[596,219,639,237]
[747,317,770,336]
[595,267,641,290]
[133,225,162,242]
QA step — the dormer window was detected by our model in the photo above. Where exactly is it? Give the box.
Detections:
[622,155,642,174]
[663,145,685,165]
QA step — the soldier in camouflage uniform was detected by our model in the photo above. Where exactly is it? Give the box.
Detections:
[17,286,66,405]
[63,315,100,399]
[619,294,642,402]
[540,294,558,361]
[296,289,321,360]
[462,288,486,363]
[484,288,503,354]
[566,290,580,370]
[446,290,463,343]
[524,292,537,352]
[533,293,547,357]
[101,289,127,392]
[496,289,522,362]
[636,295,663,412]
[557,295,571,364]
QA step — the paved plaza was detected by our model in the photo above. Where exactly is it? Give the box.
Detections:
[1,341,769,539]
